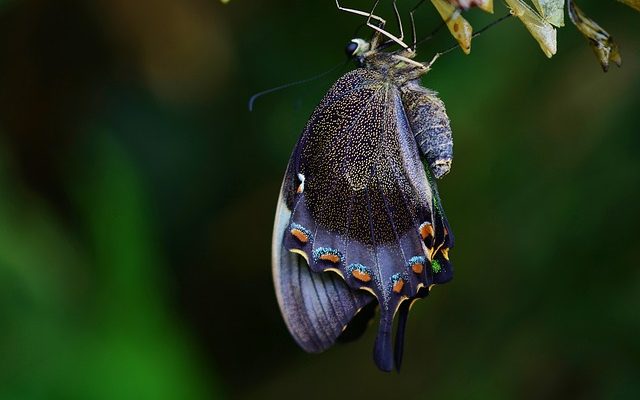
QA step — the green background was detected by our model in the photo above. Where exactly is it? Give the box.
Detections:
[0,1,638,399]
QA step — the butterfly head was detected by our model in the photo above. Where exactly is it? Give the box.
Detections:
[345,38,371,66]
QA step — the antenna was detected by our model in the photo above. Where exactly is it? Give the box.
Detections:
[248,61,347,112]
[434,12,513,59]
[409,0,428,50]
[413,8,461,50]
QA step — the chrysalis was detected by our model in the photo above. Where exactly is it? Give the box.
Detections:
[618,0,640,12]
[432,0,474,54]
[567,0,622,71]
[272,8,455,372]
[504,0,557,58]
[448,0,494,12]
[532,0,565,27]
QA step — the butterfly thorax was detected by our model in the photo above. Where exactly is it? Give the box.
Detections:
[355,45,429,85]
[363,53,426,85]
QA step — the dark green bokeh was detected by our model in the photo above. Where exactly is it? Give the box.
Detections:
[0,1,638,399]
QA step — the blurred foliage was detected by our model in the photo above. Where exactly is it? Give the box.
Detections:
[0,132,218,399]
[0,0,638,399]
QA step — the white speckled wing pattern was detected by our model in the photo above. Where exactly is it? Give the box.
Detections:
[273,68,454,372]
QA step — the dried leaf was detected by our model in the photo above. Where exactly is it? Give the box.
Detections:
[567,0,622,71]
[618,0,640,12]
[504,0,557,58]
[432,0,474,54]
[532,0,564,27]
[448,0,494,13]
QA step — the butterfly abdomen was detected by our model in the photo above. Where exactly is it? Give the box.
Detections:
[401,80,453,179]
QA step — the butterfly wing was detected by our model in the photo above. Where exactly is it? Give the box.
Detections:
[273,161,375,354]
[401,80,455,284]
[274,68,452,371]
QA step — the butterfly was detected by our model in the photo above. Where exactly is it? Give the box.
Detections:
[272,2,455,372]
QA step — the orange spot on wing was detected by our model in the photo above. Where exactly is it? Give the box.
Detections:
[411,263,424,274]
[319,253,341,263]
[393,279,405,293]
[352,269,371,282]
[442,248,450,261]
[290,228,309,244]
[420,222,434,241]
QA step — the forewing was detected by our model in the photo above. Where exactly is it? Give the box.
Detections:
[279,69,452,371]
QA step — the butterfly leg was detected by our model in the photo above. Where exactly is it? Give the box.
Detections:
[379,0,414,53]
[335,0,386,27]
[335,0,412,52]
[391,0,405,44]
[425,52,441,69]
[408,0,426,51]
[367,0,413,51]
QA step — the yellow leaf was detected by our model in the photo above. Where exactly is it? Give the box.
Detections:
[532,0,564,27]
[618,0,640,12]
[432,0,474,55]
[448,0,494,13]
[567,0,622,72]
[504,0,557,58]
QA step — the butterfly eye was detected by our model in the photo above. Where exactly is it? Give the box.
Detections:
[345,41,359,58]
[345,38,370,58]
